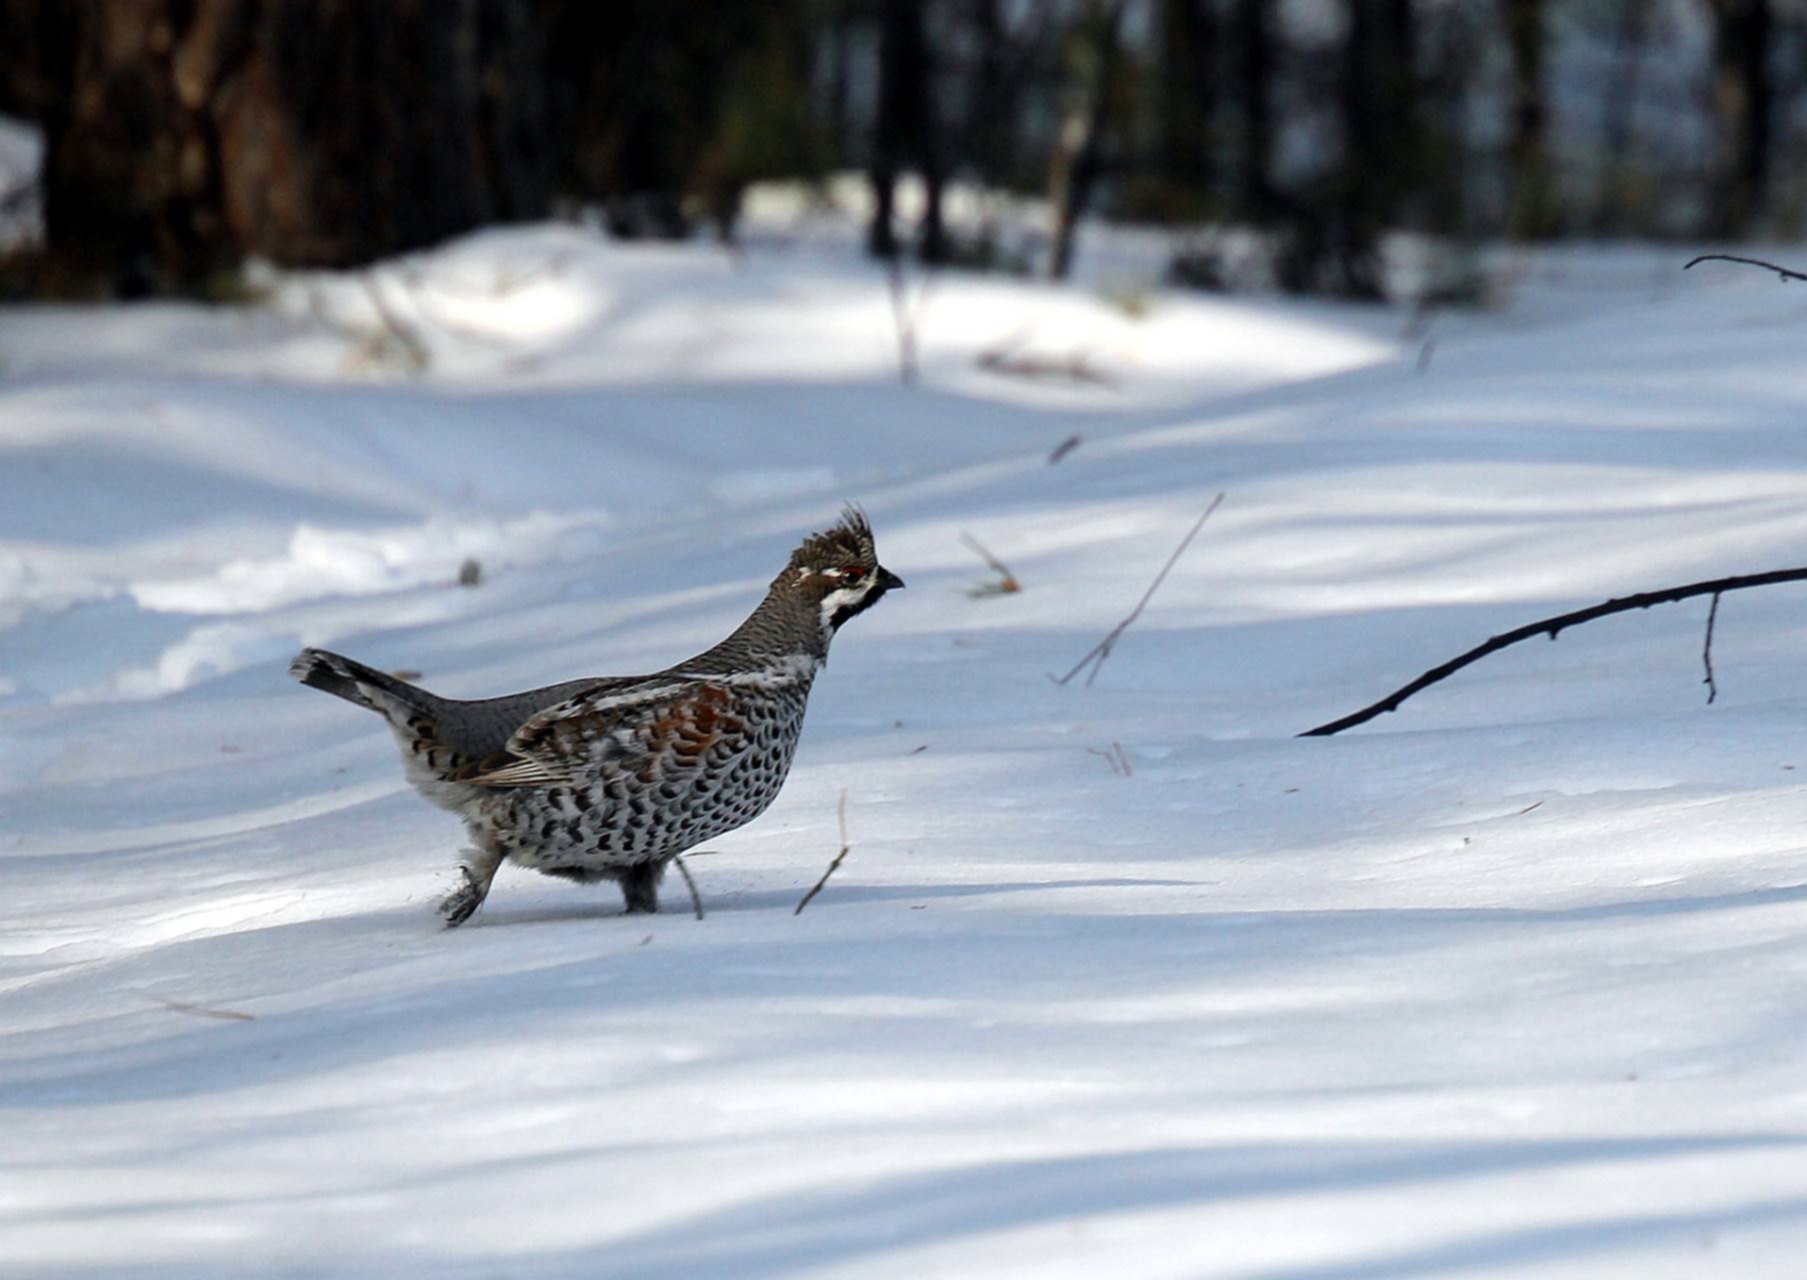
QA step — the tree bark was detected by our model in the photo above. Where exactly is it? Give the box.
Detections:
[24,0,551,295]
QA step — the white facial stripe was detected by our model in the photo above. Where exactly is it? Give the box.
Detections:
[819,582,872,631]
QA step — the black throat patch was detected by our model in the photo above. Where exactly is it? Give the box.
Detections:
[828,580,894,632]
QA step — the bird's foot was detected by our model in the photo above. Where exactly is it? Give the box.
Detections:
[439,866,488,928]
[618,860,665,915]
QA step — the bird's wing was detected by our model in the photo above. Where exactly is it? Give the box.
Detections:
[449,677,747,789]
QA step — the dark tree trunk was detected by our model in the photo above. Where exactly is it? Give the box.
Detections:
[1229,0,1276,225]
[965,0,1016,191]
[1313,0,1418,298]
[1703,0,1772,238]
[35,0,248,294]
[1155,0,1216,215]
[1047,0,1125,280]
[22,0,551,296]
[1595,0,1652,233]
[868,0,943,262]
[824,0,856,166]
[1501,0,1557,239]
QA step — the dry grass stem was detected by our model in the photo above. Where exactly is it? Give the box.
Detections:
[960,532,1022,597]
[795,790,852,916]
[1053,493,1227,687]
[672,854,706,921]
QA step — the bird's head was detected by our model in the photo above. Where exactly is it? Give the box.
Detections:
[776,507,905,642]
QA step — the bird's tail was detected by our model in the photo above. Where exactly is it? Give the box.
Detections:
[289,648,436,718]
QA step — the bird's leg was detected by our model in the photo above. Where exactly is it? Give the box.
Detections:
[440,842,504,928]
[618,860,667,914]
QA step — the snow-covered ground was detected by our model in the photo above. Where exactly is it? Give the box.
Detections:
[6,224,1807,1278]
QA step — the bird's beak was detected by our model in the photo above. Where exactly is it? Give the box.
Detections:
[876,566,906,591]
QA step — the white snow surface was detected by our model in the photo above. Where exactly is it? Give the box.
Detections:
[5,227,1807,1278]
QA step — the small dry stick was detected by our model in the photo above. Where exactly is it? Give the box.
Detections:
[795,790,851,916]
[1053,493,1227,687]
[672,854,705,921]
[1049,433,1083,465]
[979,348,1113,386]
[1684,253,1807,284]
[1702,591,1722,705]
[1086,742,1133,776]
[144,994,255,1022]
[961,532,1022,597]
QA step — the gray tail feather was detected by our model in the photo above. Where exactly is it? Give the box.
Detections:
[289,648,435,717]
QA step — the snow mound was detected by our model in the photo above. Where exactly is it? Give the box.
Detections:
[131,511,609,615]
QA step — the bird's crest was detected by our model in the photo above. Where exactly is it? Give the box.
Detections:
[788,506,876,574]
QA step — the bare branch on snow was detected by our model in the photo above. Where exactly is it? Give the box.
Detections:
[1684,253,1807,284]
[1299,568,1807,737]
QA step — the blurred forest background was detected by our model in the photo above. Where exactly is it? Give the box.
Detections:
[0,0,1801,302]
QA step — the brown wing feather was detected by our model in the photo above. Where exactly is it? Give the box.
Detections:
[450,679,744,789]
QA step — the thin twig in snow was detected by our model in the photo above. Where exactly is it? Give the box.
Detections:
[1086,742,1132,776]
[672,854,705,921]
[1049,433,1083,465]
[960,532,1021,597]
[975,330,1112,387]
[1052,493,1227,687]
[1703,591,1723,705]
[143,994,255,1022]
[1684,253,1807,284]
[794,790,851,916]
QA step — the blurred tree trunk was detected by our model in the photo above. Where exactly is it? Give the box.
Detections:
[33,0,248,294]
[868,0,944,262]
[19,0,550,296]
[824,0,856,167]
[1501,0,1558,239]
[1595,0,1652,233]
[1306,0,1417,298]
[1229,0,1276,225]
[1702,0,1772,238]
[966,0,1020,193]
[1155,0,1216,218]
[1046,0,1125,280]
